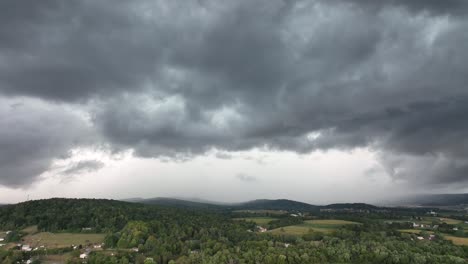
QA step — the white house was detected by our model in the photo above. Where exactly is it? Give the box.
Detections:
[21,245,32,251]
[0,238,4,242]
[80,253,88,259]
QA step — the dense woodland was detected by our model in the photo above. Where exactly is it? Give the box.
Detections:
[0,198,467,263]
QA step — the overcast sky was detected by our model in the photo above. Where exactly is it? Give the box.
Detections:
[1,0,468,204]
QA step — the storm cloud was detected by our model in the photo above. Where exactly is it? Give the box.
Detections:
[1,0,468,188]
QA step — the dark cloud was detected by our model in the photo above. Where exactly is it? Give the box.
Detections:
[0,98,90,187]
[61,160,105,175]
[1,0,468,188]
[326,0,468,16]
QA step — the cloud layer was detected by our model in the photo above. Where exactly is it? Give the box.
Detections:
[1,0,468,188]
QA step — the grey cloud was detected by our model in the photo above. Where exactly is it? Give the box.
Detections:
[61,160,105,175]
[0,98,90,187]
[326,0,468,16]
[236,173,258,183]
[1,0,468,188]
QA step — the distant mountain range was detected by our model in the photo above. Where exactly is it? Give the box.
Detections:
[122,197,384,212]
[123,193,468,211]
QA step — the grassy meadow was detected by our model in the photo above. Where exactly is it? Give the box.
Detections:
[268,219,360,236]
[233,217,278,225]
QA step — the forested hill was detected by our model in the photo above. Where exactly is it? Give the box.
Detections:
[323,203,379,210]
[0,198,225,232]
[236,199,319,212]
[126,197,321,212]
[127,197,224,209]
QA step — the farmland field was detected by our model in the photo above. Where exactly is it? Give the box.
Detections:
[268,219,360,236]
[233,217,278,225]
[444,235,468,246]
[232,210,287,215]
[398,229,434,234]
[438,218,463,225]
[22,232,105,248]
[398,229,468,245]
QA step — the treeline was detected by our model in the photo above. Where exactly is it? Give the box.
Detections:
[79,222,468,264]
[0,198,220,233]
[1,199,468,264]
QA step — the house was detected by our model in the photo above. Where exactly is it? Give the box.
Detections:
[417,236,424,240]
[412,223,420,228]
[290,214,299,217]
[80,253,88,259]
[5,231,11,235]
[0,244,5,247]
[132,247,139,252]
[429,234,436,240]
[0,238,4,242]
[256,226,268,232]
[453,227,459,231]
[21,245,32,251]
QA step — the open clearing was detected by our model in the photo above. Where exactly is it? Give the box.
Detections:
[399,229,434,234]
[269,219,360,236]
[22,232,105,248]
[232,210,287,215]
[444,235,468,246]
[233,217,277,225]
[40,253,71,264]
[438,218,463,225]
[22,226,39,234]
[398,230,468,246]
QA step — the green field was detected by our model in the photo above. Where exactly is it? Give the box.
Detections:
[233,217,278,225]
[232,210,287,215]
[23,232,105,248]
[399,229,434,234]
[269,219,360,236]
[444,235,468,246]
[438,218,463,225]
[22,225,39,234]
[398,229,468,246]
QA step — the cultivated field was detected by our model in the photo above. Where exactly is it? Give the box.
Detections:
[22,225,39,234]
[444,235,468,246]
[398,229,434,234]
[22,232,105,248]
[232,210,287,215]
[398,229,468,246]
[268,219,360,236]
[233,217,278,225]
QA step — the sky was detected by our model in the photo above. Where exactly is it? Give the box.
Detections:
[1,0,468,204]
